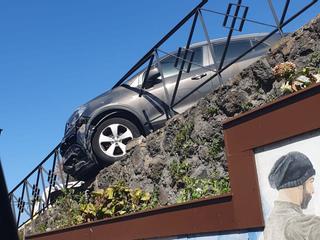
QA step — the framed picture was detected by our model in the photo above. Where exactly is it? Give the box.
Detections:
[255,130,320,216]
[224,83,320,240]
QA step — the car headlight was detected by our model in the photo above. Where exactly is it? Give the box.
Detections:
[65,105,87,133]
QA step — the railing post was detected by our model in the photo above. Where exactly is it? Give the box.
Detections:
[0,128,19,240]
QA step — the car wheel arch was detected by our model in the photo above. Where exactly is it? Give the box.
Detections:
[89,109,146,137]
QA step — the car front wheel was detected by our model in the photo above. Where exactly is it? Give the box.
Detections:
[92,117,141,165]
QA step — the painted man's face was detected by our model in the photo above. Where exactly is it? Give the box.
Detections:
[301,176,315,209]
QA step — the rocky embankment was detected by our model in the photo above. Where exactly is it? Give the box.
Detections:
[92,15,320,205]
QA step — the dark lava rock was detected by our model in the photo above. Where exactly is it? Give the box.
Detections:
[93,14,320,203]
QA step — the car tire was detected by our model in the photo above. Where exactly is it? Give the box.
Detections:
[92,117,141,165]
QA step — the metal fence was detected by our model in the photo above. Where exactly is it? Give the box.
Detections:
[8,0,318,230]
[8,144,82,229]
[114,0,318,116]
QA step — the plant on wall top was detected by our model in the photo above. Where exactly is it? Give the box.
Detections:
[274,54,320,94]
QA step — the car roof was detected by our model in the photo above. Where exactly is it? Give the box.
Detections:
[189,32,271,48]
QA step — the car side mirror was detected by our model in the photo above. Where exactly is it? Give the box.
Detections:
[143,68,162,89]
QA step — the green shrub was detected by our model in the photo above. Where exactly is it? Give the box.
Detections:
[50,189,85,229]
[308,52,320,69]
[177,176,230,203]
[241,102,254,112]
[173,122,194,156]
[169,160,190,185]
[31,183,157,233]
[208,138,224,159]
[169,160,230,203]
[206,106,219,116]
[80,182,157,222]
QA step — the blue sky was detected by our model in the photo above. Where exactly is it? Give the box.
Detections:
[0,0,319,190]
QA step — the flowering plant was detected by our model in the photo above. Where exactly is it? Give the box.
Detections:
[272,62,296,79]
[273,61,320,94]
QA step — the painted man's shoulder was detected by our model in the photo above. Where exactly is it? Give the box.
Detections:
[285,214,320,240]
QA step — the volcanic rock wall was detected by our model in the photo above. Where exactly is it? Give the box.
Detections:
[93,15,320,205]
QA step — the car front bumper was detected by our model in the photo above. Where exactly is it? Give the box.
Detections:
[60,124,99,180]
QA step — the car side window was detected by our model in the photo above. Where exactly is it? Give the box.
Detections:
[128,47,204,88]
[159,47,203,78]
[142,67,162,89]
[212,40,252,63]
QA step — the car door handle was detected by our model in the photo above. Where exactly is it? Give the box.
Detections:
[191,73,207,80]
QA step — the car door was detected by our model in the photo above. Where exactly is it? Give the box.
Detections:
[157,46,215,114]
[147,46,218,119]
[136,45,216,128]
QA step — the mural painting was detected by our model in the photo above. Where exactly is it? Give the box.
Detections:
[255,130,320,240]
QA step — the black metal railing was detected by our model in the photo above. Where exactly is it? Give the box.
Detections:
[8,144,82,230]
[113,0,318,122]
[9,0,318,230]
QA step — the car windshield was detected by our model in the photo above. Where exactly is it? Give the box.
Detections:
[122,71,144,88]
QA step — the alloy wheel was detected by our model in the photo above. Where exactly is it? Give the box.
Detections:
[98,123,133,157]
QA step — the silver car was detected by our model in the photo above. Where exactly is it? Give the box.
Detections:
[60,33,280,180]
